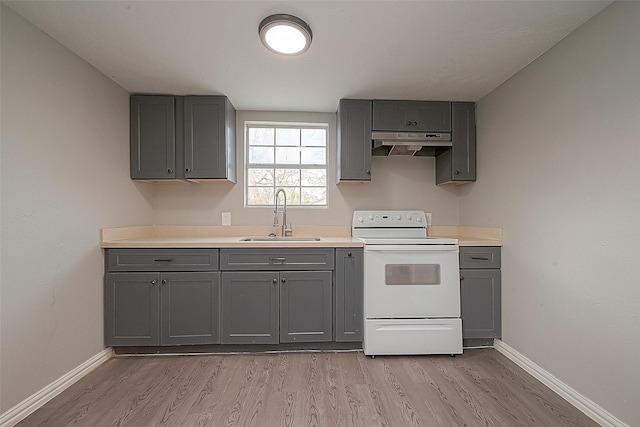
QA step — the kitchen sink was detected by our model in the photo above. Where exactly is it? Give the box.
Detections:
[240,236,321,242]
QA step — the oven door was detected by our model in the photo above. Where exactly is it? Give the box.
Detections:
[364,244,460,318]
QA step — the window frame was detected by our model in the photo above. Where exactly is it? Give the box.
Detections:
[244,120,329,208]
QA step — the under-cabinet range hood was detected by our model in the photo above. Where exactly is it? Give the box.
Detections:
[372,131,452,156]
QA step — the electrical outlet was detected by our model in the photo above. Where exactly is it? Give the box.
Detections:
[221,212,231,226]
[426,212,432,226]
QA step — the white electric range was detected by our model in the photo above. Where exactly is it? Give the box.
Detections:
[352,210,463,356]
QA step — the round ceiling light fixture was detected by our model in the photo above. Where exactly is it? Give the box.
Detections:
[259,14,312,55]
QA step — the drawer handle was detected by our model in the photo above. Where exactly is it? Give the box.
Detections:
[470,257,490,261]
[269,257,286,264]
[154,259,173,263]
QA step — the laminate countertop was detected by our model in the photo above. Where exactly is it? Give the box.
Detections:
[100,225,503,248]
[100,225,363,248]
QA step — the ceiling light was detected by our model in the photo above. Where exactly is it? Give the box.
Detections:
[259,14,312,55]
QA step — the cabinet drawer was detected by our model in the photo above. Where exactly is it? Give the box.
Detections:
[220,248,334,271]
[459,247,501,269]
[106,249,219,272]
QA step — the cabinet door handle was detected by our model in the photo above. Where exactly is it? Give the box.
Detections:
[269,257,286,264]
[455,170,460,175]
[347,252,352,257]
[470,256,490,261]
[406,121,413,126]
[460,276,464,281]
[272,278,277,284]
[154,259,173,263]
[412,121,418,126]
[167,168,173,174]
[161,279,167,285]
[151,279,158,285]
[366,170,371,175]
[281,277,286,283]
[185,168,191,173]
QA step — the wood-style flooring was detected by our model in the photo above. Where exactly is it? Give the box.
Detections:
[18,349,597,426]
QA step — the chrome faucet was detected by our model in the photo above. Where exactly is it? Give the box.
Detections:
[273,188,293,237]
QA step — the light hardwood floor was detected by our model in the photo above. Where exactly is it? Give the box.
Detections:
[18,349,597,426]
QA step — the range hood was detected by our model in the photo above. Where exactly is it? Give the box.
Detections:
[372,131,452,156]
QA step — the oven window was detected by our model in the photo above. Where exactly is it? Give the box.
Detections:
[385,264,441,285]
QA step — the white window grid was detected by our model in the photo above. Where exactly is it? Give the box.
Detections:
[245,122,328,207]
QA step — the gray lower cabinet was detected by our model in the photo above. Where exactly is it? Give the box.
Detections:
[104,248,220,347]
[280,271,333,343]
[221,271,279,344]
[459,247,501,341]
[436,102,476,184]
[335,248,364,342]
[337,99,372,182]
[220,270,333,344]
[220,248,336,345]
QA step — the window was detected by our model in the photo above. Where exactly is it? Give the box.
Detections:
[245,122,328,207]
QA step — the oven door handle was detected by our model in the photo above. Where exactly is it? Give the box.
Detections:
[364,245,458,252]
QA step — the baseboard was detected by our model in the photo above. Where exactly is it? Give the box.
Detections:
[0,348,113,427]
[493,339,628,427]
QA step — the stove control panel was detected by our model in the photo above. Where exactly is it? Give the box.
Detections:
[353,210,429,228]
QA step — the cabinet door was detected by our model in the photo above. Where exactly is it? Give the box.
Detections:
[280,271,333,343]
[337,99,372,182]
[460,269,501,339]
[130,95,176,180]
[183,96,236,181]
[436,102,476,184]
[221,272,279,344]
[161,272,220,345]
[335,249,364,342]
[373,101,451,132]
[105,272,160,346]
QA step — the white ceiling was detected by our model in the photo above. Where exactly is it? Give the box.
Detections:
[5,0,611,112]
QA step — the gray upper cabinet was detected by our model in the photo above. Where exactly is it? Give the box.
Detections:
[373,101,451,132]
[130,95,176,180]
[436,102,476,184]
[335,248,364,342]
[337,99,372,182]
[130,94,236,182]
[184,96,236,181]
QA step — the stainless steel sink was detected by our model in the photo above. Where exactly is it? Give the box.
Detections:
[240,236,321,242]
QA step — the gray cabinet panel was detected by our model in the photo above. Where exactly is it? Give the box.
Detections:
[337,99,372,182]
[161,272,220,345]
[105,272,160,346]
[220,248,334,271]
[107,249,218,272]
[460,269,501,339]
[221,272,279,344]
[335,249,363,342]
[130,95,176,179]
[280,271,332,343]
[436,102,476,184]
[459,247,501,269]
[184,96,236,181]
[373,101,451,132]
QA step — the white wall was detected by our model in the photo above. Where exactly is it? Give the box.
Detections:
[0,6,154,412]
[151,110,460,226]
[459,2,640,425]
